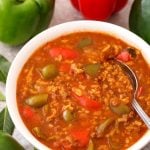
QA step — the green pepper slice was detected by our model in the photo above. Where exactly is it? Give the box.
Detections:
[32,127,46,139]
[63,109,74,122]
[25,94,48,108]
[96,118,114,137]
[77,38,93,49]
[41,64,58,79]
[84,63,100,77]
[110,103,131,116]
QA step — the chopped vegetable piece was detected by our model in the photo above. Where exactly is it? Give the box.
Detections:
[49,47,62,57]
[22,107,34,119]
[47,135,59,141]
[87,139,94,150]
[110,103,131,116]
[42,104,49,116]
[22,106,40,124]
[32,127,45,139]
[116,51,131,62]
[25,94,48,108]
[96,118,114,137]
[70,129,89,147]
[84,63,100,77]
[72,92,101,111]
[61,48,79,59]
[77,38,93,49]
[63,110,74,122]
[59,63,71,73]
[50,47,79,59]
[41,64,58,79]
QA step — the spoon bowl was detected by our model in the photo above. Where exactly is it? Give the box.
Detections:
[115,59,150,129]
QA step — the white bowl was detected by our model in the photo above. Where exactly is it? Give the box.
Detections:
[6,21,150,150]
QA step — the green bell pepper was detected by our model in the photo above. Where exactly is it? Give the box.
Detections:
[129,0,150,44]
[0,131,25,150]
[0,0,55,46]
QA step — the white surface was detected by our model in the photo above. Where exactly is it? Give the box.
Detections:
[1,0,150,149]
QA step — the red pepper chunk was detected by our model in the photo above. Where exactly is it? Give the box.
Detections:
[22,107,34,119]
[117,51,132,62]
[22,106,40,123]
[49,47,62,57]
[70,129,89,147]
[72,92,101,111]
[50,47,79,59]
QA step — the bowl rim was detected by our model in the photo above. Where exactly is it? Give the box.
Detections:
[6,20,150,150]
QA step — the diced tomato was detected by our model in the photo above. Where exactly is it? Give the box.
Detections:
[49,47,79,59]
[59,63,71,73]
[70,129,89,147]
[72,92,101,111]
[22,106,40,123]
[137,86,143,97]
[49,47,62,57]
[116,51,131,62]
[61,48,79,59]
[22,106,34,119]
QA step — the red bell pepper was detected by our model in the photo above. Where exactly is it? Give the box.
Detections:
[116,51,131,62]
[49,47,79,60]
[70,128,89,147]
[22,106,34,119]
[70,0,128,21]
[22,106,40,123]
[72,92,101,111]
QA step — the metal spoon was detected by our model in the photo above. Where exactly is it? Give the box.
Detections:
[115,59,150,129]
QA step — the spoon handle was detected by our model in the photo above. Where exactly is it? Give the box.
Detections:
[132,98,150,129]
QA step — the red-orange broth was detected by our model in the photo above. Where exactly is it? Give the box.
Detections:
[17,32,150,150]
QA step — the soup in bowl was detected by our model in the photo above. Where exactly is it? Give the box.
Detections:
[6,21,150,150]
